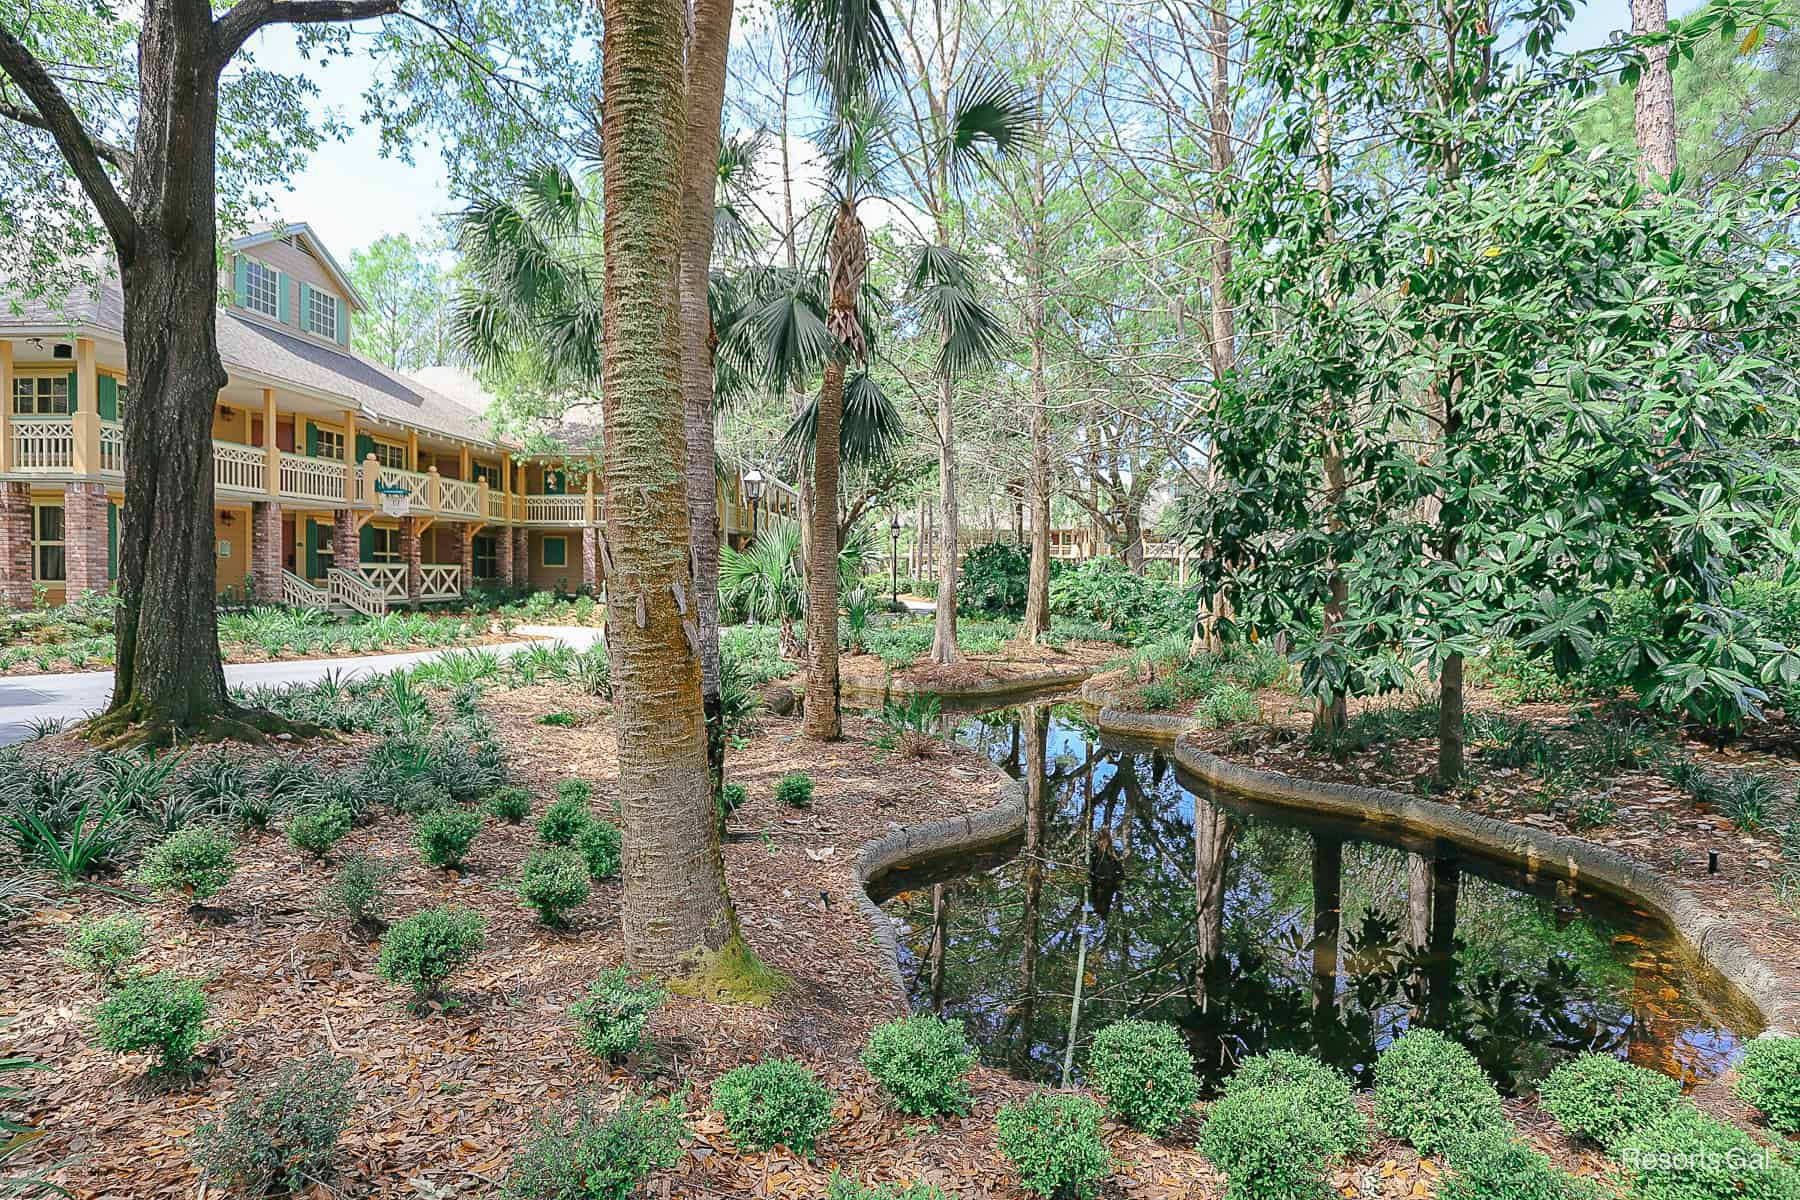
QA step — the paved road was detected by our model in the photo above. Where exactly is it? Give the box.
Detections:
[0,625,603,747]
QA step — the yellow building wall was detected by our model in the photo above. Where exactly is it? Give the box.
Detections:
[214,506,253,597]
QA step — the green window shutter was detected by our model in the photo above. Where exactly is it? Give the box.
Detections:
[277,272,291,324]
[234,256,248,307]
[355,433,375,462]
[359,525,375,562]
[544,537,566,567]
[299,281,313,332]
[107,502,118,580]
[305,424,319,456]
[335,296,348,346]
[97,376,117,420]
[305,521,321,578]
[66,371,78,412]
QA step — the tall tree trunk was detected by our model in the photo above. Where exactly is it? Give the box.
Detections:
[1023,127,1052,641]
[1010,702,1049,1073]
[1195,0,1235,654]
[679,0,734,792]
[601,0,739,970]
[1631,0,1677,180]
[1314,92,1349,738]
[804,358,845,739]
[930,371,961,663]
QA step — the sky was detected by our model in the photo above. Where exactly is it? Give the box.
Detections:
[246,0,1678,263]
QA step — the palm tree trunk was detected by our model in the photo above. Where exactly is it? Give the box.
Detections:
[930,370,960,663]
[679,0,734,793]
[804,358,845,739]
[601,0,739,969]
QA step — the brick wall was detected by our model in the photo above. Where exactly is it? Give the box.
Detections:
[252,501,283,603]
[0,484,31,608]
[512,528,527,588]
[497,522,514,586]
[63,483,110,599]
[459,523,475,593]
[581,527,598,592]
[332,508,357,574]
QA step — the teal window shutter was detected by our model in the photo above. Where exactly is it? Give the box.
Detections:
[336,296,348,346]
[277,272,291,324]
[107,502,118,579]
[98,376,117,420]
[359,524,375,562]
[299,281,313,332]
[305,423,319,456]
[305,521,321,578]
[544,536,566,567]
[66,371,78,412]
[355,432,375,462]
[234,256,248,307]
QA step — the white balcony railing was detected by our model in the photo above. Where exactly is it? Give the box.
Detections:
[213,440,266,493]
[525,495,588,524]
[9,417,74,472]
[361,563,409,602]
[372,467,430,508]
[437,476,479,517]
[487,488,508,519]
[279,454,348,504]
[99,421,124,476]
[420,564,461,599]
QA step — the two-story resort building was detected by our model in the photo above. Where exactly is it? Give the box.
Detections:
[0,221,797,612]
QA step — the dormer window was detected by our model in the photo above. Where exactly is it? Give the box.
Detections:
[306,287,339,340]
[243,260,279,317]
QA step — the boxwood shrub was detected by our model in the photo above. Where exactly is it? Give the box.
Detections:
[860,1014,975,1117]
[569,968,665,1061]
[376,905,486,1007]
[1085,1019,1198,1136]
[1734,1036,1800,1133]
[1200,1084,1339,1200]
[1372,1028,1503,1156]
[92,971,208,1075]
[1617,1103,1797,1200]
[1221,1049,1368,1155]
[503,1089,687,1200]
[414,807,483,870]
[711,1058,834,1156]
[1537,1053,1680,1150]
[994,1093,1110,1199]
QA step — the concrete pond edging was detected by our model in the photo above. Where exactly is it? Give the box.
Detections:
[1173,735,1800,1038]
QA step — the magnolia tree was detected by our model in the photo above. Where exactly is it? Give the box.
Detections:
[1187,0,1800,784]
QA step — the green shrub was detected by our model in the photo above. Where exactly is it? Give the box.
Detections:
[574,819,622,880]
[711,1058,834,1156]
[92,971,208,1074]
[376,905,486,1005]
[322,854,391,932]
[538,796,592,846]
[193,1054,355,1193]
[486,786,532,824]
[518,847,592,925]
[1200,1085,1338,1200]
[1086,1019,1198,1136]
[1618,1103,1797,1200]
[288,803,354,860]
[570,968,665,1061]
[503,1090,687,1200]
[1221,1050,1368,1155]
[62,913,148,984]
[717,782,748,833]
[1201,683,1259,727]
[860,1014,974,1117]
[825,1176,948,1200]
[774,772,814,809]
[961,543,1030,617]
[995,1093,1110,1199]
[1735,1036,1800,1133]
[1437,1126,1591,1200]
[415,807,483,869]
[556,779,594,805]
[1372,1028,1503,1157]
[1537,1053,1681,1150]
[139,826,236,900]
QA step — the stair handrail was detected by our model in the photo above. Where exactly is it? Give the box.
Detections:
[280,569,330,611]
[327,567,386,617]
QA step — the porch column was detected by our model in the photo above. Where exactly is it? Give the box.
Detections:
[497,521,514,586]
[401,515,421,609]
[252,500,283,603]
[62,481,110,598]
[70,338,100,477]
[0,342,13,473]
[0,483,31,608]
[332,509,357,578]
[460,523,475,594]
[581,526,598,592]
[513,527,528,589]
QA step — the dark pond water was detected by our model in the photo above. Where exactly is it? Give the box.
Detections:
[871,701,1763,1094]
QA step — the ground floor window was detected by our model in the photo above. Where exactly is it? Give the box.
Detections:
[32,505,65,581]
[473,535,497,579]
[366,526,400,563]
[542,536,567,568]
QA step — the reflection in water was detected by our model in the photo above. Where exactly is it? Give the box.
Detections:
[882,703,1761,1094]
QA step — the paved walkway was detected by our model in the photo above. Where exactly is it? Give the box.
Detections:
[0,625,603,747]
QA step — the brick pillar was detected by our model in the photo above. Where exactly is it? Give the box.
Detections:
[513,527,529,589]
[581,526,598,592]
[459,523,475,594]
[496,523,514,587]
[401,516,421,608]
[252,500,283,603]
[332,508,357,578]
[62,482,110,599]
[0,483,31,608]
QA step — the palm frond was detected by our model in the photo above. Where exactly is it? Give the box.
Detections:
[946,71,1038,183]
[909,244,1014,378]
[789,0,901,103]
[735,279,836,389]
[781,371,906,467]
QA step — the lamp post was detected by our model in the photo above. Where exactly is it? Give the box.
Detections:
[889,513,901,607]
[743,468,766,545]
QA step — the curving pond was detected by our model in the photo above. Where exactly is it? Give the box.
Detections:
[869,701,1763,1094]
